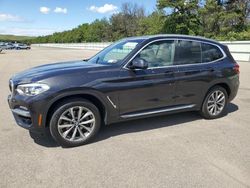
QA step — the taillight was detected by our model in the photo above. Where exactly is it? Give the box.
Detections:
[233,63,240,74]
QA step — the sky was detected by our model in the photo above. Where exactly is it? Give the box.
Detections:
[0,0,157,36]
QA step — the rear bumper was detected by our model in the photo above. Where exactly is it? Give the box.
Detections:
[228,75,239,102]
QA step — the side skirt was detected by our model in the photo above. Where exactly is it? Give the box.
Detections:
[120,104,196,119]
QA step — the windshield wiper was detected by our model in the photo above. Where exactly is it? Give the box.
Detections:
[82,58,89,62]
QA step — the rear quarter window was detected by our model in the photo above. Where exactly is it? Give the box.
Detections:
[202,43,224,63]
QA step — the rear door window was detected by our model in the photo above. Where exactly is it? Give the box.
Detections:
[174,40,202,65]
[201,43,224,63]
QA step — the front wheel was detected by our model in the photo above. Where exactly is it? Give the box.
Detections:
[200,86,228,119]
[49,99,101,147]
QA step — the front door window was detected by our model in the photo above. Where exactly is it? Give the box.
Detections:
[136,40,175,68]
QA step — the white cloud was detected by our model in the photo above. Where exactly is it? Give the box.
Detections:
[89,4,118,14]
[40,7,50,14]
[0,13,23,22]
[54,7,67,14]
[0,27,63,36]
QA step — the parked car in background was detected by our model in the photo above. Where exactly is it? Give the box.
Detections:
[8,34,239,147]
[5,42,15,49]
[0,43,8,50]
[0,47,2,53]
[14,43,31,50]
[1,42,20,50]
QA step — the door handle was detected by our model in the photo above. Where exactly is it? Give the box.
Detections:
[208,67,215,72]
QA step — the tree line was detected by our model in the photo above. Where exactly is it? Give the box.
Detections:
[30,0,250,43]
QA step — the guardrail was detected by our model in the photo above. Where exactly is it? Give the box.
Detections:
[32,43,111,50]
[33,41,250,62]
[220,41,250,62]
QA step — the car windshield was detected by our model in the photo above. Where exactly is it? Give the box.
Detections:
[88,39,144,64]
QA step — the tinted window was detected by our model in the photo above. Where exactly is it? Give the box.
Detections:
[137,40,175,68]
[174,40,202,65]
[202,43,223,62]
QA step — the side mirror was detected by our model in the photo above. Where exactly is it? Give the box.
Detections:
[130,58,148,70]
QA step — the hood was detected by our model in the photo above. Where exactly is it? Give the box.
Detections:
[11,60,107,84]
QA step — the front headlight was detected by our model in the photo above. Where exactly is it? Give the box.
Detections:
[16,83,50,96]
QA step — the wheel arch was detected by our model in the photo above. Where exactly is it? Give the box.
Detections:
[208,83,231,98]
[200,82,231,109]
[44,93,108,128]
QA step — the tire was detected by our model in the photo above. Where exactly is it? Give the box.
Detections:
[200,86,228,119]
[49,99,101,147]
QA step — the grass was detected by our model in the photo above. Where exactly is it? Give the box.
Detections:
[0,35,35,42]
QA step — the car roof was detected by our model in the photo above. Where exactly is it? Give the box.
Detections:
[124,34,223,46]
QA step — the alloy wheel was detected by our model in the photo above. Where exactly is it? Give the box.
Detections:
[57,106,95,142]
[206,90,226,116]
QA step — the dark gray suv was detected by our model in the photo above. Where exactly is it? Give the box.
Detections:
[8,35,239,147]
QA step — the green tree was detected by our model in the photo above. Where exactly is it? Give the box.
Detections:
[199,0,224,37]
[157,0,201,35]
[86,19,111,42]
[223,0,250,32]
[137,11,165,35]
[199,0,250,40]
[110,13,127,40]
[110,2,146,40]
[78,24,90,42]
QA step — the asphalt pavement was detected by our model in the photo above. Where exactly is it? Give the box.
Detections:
[0,47,249,188]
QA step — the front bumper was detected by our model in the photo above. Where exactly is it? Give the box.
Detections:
[8,94,47,133]
[11,107,32,128]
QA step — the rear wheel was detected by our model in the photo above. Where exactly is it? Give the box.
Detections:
[200,86,228,119]
[49,99,101,147]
